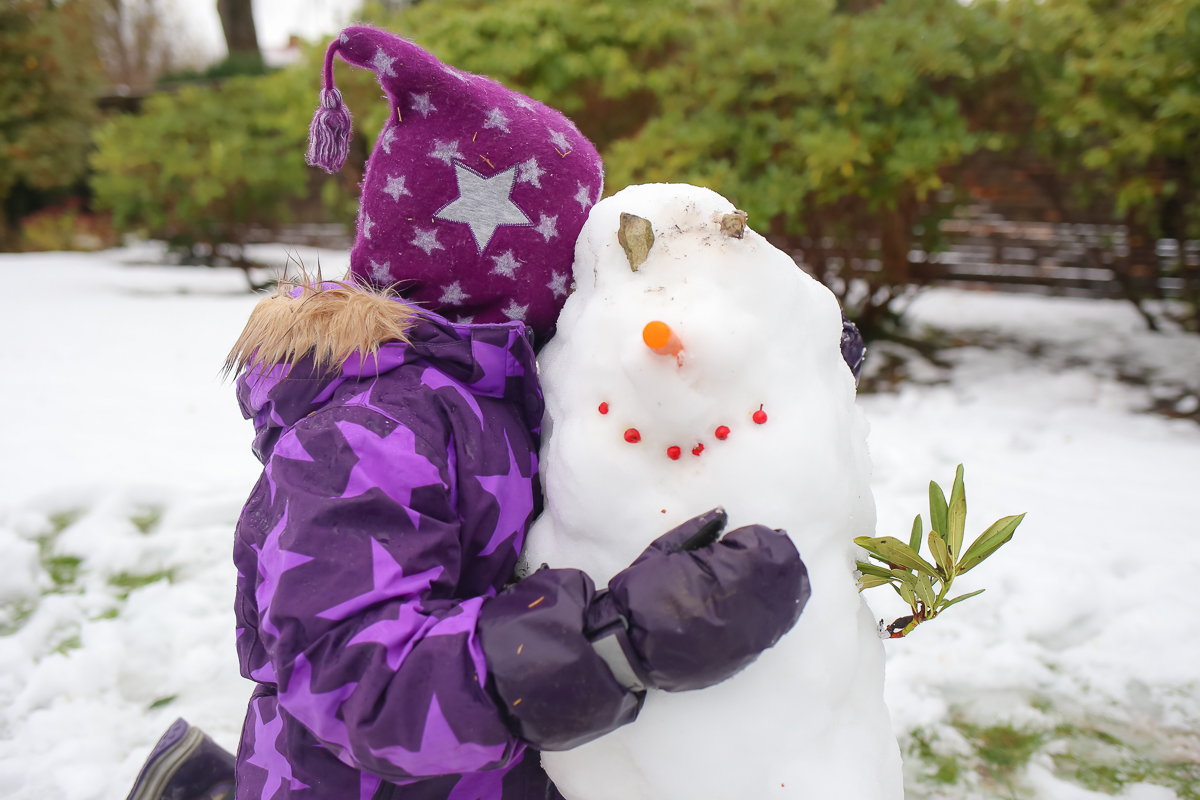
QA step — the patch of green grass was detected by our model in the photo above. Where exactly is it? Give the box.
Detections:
[44,555,82,589]
[130,507,163,534]
[0,599,36,636]
[51,633,82,655]
[36,509,87,594]
[953,720,1045,785]
[48,509,82,534]
[108,569,175,599]
[906,709,1200,800]
[1054,755,1124,794]
[909,726,964,785]
[1051,722,1200,799]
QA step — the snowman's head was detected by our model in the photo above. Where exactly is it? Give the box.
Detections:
[535,183,870,579]
[548,183,855,464]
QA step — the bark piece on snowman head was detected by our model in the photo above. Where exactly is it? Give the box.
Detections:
[720,209,748,239]
[618,213,654,272]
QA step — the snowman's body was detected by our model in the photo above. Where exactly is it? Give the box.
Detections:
[519,184,903,800]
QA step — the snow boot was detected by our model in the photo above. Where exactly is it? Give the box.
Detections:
[125,718,235,800]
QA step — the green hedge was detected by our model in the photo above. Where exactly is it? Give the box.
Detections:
[92,69,315,248]
[1,0,99,245]
[89,0,1199,326]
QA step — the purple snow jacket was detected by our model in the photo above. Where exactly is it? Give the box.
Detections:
[231,306,562,800]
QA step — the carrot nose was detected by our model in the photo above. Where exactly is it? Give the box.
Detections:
[643,321,683,357]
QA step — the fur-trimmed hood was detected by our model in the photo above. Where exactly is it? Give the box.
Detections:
[230,282,542,464]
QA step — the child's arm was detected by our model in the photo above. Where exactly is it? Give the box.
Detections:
[250,406,524,782]
[250,402,811,779]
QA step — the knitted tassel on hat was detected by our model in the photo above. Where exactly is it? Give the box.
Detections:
[306,42,353,173]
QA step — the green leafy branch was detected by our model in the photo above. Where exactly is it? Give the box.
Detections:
[855,465,1024,639]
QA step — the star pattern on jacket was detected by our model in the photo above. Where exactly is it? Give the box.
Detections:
[434,163,531,252]
[412,227,445,255]
[476,432,535,556]
[256,508,314,639]
[349,602,436,671]
[489,250,521,279]
[483,108,511,134]
[247,698,310,796]
[367,695,508,776]
[349,596,486,677]
[446,768,507,800]
[335,420,444,529]
[467,338,523,395]
[533,213,558,242]
[264,430,314,503]
[319,538,444,621]
[516,157,544,189]
[279,654,359,762]
[410,92,436,118]
[383,174,411,201]
[420,367,483,423]
[249,659,277,685]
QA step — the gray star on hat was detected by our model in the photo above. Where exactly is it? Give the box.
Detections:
[434,163,531,252]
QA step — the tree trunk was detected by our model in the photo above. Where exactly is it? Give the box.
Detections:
[216,0,259,58]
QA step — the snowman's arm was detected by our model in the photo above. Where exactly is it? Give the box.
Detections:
[255,410,524,782]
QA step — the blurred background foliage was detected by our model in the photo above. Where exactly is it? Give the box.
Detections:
[0,0,101,247]
[3,0,1197,334]
[91,69,323,259]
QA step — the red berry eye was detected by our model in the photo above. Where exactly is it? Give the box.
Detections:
[752,405,767,425]
[624,428,641,443]
[714,426,730,440]
[599,402,609,415]
[667,446,682,460]
[691,443,704,456]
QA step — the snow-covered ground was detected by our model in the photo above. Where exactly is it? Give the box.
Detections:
[0,249,1196,799]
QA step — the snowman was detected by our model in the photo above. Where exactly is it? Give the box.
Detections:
[519,183,904,800]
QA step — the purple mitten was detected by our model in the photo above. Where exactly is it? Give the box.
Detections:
[606,508,811,692]
[478,510,809,751]
[478,568,642,751]
[841,311,866,383]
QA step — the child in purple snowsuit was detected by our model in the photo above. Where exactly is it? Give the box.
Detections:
[127,26,837,800]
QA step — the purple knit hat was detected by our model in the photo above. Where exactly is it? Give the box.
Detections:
[307,25,604,338]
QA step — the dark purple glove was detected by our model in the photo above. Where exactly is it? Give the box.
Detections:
[841,311,866,384]
[598,507,810,692]
[478,509,810,750]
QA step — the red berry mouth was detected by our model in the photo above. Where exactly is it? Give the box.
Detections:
[616,407,765,458]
